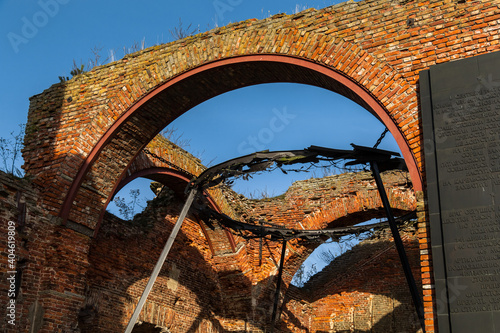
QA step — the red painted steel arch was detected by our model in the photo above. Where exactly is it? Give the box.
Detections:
[98,167,236,252]
[59,54,422,223]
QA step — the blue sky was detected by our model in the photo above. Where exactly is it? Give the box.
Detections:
[0,0,399,200]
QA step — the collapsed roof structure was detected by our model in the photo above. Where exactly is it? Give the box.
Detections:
[126,144,424,332]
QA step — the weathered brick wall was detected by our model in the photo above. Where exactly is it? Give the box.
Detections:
[83,193,226,332]
[0,168,417,332]
[81,172,417,333]
[228,171,415,230]
[0,172,90,332]
[130,136,239,222]
[277,227,422,333]
[221,170,415,285]
[301,227,422,332]
[15,0,500,331]
[102,135,240,253]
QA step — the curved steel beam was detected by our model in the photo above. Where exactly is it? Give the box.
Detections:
[60,54,422,226]
[95,167,236,252]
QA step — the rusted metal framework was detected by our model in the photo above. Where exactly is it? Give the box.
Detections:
[125,145,424,333]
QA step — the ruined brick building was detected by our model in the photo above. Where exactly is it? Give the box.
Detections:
[2,0,500,331]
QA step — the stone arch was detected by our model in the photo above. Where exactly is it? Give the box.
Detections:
[83,167,417,332]
[233,170,416,279]
[25,29,421,231]
[65,52,418,229]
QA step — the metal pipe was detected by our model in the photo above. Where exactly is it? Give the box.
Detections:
[124,187,198,333]
[270,239,287,333]
[370,161,426,332]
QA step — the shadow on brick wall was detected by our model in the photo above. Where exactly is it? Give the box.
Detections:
[82,210,226,332]
[281,230,422,332]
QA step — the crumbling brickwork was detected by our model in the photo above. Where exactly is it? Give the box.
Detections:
[80,171,419,332]
[0,164,416,332]
[0,172,91,332]
[83,196,226,332]
[276,227,422,333]
[300,228,422,332]
[3,0,500,331]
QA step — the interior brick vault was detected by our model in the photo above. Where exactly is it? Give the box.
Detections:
[1,0,500,331]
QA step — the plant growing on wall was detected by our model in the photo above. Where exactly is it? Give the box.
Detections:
[58,60,86,82]
[169,18,199,39]
[113,189,144,221]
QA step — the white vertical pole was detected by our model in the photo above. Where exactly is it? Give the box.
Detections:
[124,187,198,333]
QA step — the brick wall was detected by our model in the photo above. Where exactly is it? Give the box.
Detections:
[1,164,417,332]
[24,0,500,230]
[0,172,89,332]
[274,227,422,333]
[301,227,422,332]
[80,172,418,332]
[13,0,500,331]
[83,195,226,332]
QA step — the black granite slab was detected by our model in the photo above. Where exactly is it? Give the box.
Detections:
[421,51,500,333]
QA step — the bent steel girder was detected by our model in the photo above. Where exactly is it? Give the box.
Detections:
[188,144,406,191]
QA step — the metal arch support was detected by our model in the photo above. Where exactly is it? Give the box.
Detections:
[121,145,422,332]
[271,239,287,333]
[124,187,199,333]
[370,161,426,332]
